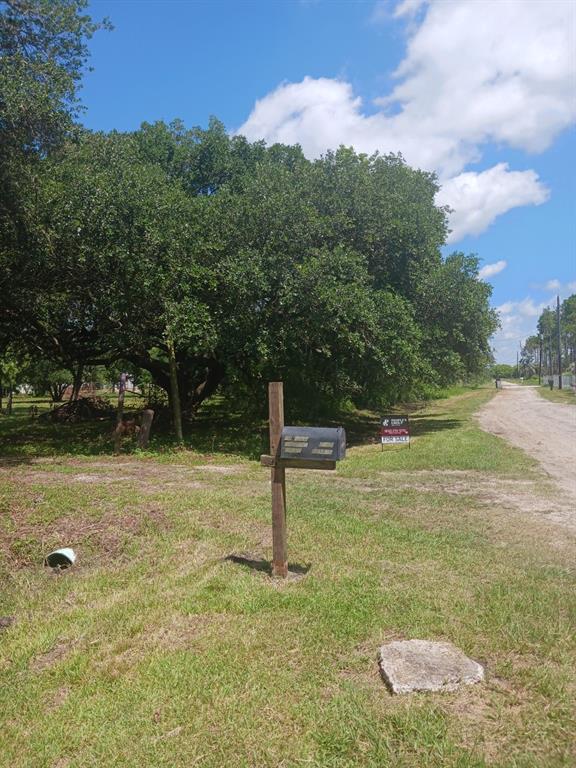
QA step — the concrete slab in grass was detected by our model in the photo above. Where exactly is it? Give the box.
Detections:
[378,639,484,694]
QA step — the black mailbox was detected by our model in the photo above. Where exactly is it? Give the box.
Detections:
[280,426,346,462]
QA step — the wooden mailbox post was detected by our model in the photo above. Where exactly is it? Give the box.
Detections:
[260,382,345,578]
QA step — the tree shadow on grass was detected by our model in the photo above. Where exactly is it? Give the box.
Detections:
[0,397,461,467]
[0,416,114,460]
[323,410,462,446]
[408,415,462,437]
[0,407,269,466]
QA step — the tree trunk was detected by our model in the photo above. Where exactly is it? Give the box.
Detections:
[137,409,154,450]
[0,377,3,412]
[70,363,84,402]
[125,352,225,416]
[167,338,184,444]
[187,363,225,412]
[113,372,127,455]
[6,384,13,416]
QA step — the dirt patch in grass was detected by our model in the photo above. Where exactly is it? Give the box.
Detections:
[1,502,169,568]
[72,473,134,484]
[0,616,15,632]
[71,460,219,492]
[51,758,71,768]
[13,470,204,492]
[329,469,576,533]
[150,612,230,650]
[31,641,73,672]
[194,464,244,474]
[44,685,71,711]
[442,684,509,764]
[0,462,211,493]
[441,673,566,766]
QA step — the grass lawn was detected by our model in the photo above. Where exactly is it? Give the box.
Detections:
[516,377,540,386]
[536,386,576,406]
[0,387,575,767]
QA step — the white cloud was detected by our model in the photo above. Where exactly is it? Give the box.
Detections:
[436,164,549,242]
[478,260,507,280]
[372,0,426,23]
[388,0,575,173]
[497,297,549,319]
[534,279,576,292]
[394,0,428,18]
[493,296,553,362]
[493,282,576,361]
[238,0,575,241]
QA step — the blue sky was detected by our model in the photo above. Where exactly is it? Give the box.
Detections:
[84,0,575,363]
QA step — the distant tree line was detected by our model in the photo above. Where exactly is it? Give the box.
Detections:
[0,1,498,433]
[519,296,576,379]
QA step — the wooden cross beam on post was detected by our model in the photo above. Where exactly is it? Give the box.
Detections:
[261,382,344,579]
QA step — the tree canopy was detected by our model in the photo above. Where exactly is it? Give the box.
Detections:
[0,1,500,432]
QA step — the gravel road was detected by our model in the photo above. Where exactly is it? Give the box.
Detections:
[478,383,576,508]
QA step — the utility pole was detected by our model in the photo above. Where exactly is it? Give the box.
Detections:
[516,348,519,379]
[556,295,563,390]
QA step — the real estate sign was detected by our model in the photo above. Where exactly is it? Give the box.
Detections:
[380,415,410,446]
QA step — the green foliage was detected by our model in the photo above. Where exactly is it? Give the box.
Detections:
[2,123,500,421]
[491,363,515,379]
[1,21,499,428]
[0,0,108,148]
[19,358,71,399]
[418,253,499,384]
[0,0,109,279]
[0,347,21,384]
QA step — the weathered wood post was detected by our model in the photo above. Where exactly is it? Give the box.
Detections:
[269,382,288,578]
[137,409,154,450]
[260,384,344,579]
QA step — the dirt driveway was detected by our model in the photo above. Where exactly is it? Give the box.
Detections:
[478,383,576,515]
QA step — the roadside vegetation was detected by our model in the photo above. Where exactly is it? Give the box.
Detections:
[536,386,576,405]
[520,296,576,383]
[1,386,575,768]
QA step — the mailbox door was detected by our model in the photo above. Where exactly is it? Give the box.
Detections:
[281,426,346,462]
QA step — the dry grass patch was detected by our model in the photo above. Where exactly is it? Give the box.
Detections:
[92,612,232,678]
[0,500,169,568]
